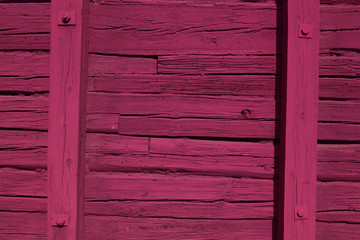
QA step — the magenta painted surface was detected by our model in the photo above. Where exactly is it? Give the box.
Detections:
[0,0,359,239]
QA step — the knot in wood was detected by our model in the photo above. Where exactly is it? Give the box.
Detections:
[241,109,251,118]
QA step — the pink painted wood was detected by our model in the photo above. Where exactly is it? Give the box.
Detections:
[48,0,88,239]
[279,0,320,239]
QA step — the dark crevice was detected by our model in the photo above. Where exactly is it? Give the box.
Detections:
[86,199,274,204]
[0,91,49,96]
[319,97,360,101]
[1,32,50,36]
[0,209,46,214]
[316,220,360,224]
[89,52,158,60]
[118,134,278,143]
[318,139,360,144]
[318,120,360,125]
[0,0,49,3]
[0,194,46,199]
[0,127,47,132]
[320,75,360,79]
[321,28,360,32]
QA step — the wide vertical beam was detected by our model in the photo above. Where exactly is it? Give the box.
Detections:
[279,0,320,240]
[48,0,88,239]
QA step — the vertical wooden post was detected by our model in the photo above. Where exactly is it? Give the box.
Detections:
[48,0,88,239]
[279,0,319,239]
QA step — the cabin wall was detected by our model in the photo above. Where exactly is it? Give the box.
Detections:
[0,0,359,239]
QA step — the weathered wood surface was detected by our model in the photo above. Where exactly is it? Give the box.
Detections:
[1,93,359,120]
[0,99,359,141]
[47,0,89,238]
[85,217,273,240]
[92,74,279,97]
[0,212,47,240]
[86,201,274,219]
[2,130,359,182]
[85,172,274,201]
[1,167,359,212]
[158,54,360,76]
[1,3,360,52]
[118,116,277,139]
[93,75,360,99]
[316,222,360,240]
[1,51,359,78]
[279,1,319,240]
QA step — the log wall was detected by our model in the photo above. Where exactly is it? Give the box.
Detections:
[0,0,359,239]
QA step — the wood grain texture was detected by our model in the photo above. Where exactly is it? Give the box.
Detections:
[87,137,275,179]
[85,172,274,201]
[316,222,360,240]
[93,75,360,100]
[87,93,276,119]
[118,116,277,139]
[89,2,277,55]
[85,201,274,219]
[92,74,278,97]
[279,0,320,239]
[0,212,47,240]
[85,216,273,240]
[2,130,359,182]
[0,168,47,197]
[1,94,359,140]
[47,0,89,238]
[2,3,360,52]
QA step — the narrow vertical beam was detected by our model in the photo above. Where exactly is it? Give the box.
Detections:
[48,0,88,239]
[279,0,320,240]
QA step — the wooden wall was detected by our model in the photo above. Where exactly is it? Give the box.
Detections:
[0,0,359,239]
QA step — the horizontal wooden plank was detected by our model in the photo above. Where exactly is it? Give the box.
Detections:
[92,74,279,97]
[86,113,119,133]
[87,133,148,155]
[2,130,360,182]
[317,211,360,224]
[87,153,275,179]
[89,3,277,55]
[0,52,49,77]
[0,212,47,239]
[85,216,273,240]
[0,77,49,93]
[0,95,359,140]
[317,181,360,212]
[158,55,277,74]
[0,52,156,78]
[93,74,359,99]
[2,3,360,53]
[319,100,360,122]
[318,144,360,182]
[158,55,360,76]
[316,222,360,240]
[85,172,274,201]
[118,116,277,139]
[87,93,276,119]
[318,123,360,141]
[0,168,47,197]
[0,168,272,201]
[3,168,360,207]
[0,196,273,220]
[89,54,157,75]
[0,196,46,212]
[1,52,359,82]
[319,77,360,99]
[86,201,273,219]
